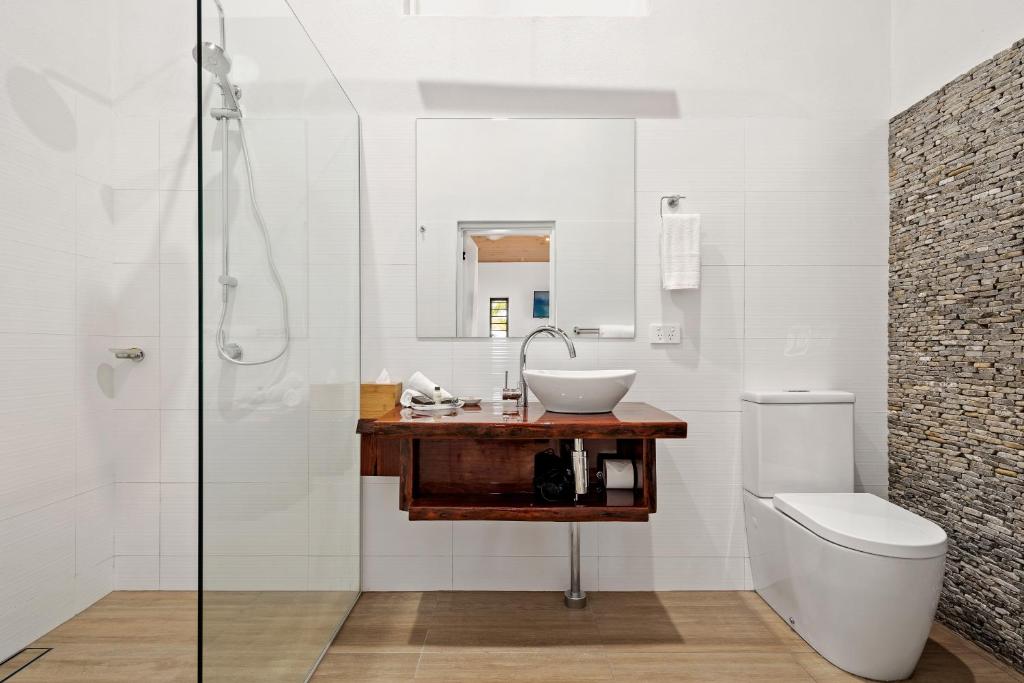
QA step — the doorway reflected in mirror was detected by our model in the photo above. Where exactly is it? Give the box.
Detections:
[459,223,553,337]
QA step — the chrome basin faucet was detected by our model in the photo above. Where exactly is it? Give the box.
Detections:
[503,325,577,408]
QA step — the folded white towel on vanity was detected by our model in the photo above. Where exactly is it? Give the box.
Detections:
[400,371,453,407]
[660,213,701,290]
[599,324,635,338]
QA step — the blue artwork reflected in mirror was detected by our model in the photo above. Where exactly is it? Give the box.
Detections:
[533,290,550,319]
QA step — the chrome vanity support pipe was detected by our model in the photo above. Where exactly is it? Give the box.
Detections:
[564,521,587,608]
[565,438,588,608]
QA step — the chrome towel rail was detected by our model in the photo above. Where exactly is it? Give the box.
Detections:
[660,194,686,216]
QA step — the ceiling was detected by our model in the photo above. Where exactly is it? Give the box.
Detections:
[472,235,551,262]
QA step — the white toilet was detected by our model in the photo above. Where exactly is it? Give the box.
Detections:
[741,390,947,681]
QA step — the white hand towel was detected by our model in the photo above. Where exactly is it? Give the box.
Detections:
[400,371,453,406]
[400,389,427,407]
[599,324,635,338]
[660,213,701,290]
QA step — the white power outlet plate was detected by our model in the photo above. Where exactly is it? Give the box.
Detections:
[649,323,681,344]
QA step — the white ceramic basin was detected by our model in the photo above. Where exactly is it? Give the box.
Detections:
[523,369,637,414]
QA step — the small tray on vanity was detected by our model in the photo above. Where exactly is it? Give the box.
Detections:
[405,400,465,413]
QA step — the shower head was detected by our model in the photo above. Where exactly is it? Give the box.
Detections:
[193,41,241,114]
[193,42,232,78]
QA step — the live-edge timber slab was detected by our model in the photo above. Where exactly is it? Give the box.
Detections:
[358,402,688,440]
[358,402,687,523]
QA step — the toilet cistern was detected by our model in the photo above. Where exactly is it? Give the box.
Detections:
[504,325,576,409]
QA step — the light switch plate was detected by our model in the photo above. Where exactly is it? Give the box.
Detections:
[649,323,681,344]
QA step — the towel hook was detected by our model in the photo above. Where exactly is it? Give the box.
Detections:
[660,194,686,216]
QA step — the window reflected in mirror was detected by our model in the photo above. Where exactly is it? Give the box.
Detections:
[489,298,509,338]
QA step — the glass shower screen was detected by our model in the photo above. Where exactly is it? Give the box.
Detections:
[197,0,360,679]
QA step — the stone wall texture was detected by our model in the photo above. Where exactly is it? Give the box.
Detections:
[889,39,1024,671]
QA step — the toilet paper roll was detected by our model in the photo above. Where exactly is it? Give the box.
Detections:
[606,489,635,506]
[603,458,642,490]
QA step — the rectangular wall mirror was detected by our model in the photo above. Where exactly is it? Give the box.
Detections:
[416,118,636,338]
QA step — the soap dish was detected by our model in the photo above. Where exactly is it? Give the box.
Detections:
[461,397,483,407]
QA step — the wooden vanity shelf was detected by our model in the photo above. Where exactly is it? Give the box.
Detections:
[358,402,687,523]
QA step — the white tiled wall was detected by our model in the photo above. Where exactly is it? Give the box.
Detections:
[0,0,118,659]
[284,0,893,591]
[107,0,201,591]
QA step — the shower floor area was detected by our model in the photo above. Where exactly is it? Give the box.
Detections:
[5,591,357,682]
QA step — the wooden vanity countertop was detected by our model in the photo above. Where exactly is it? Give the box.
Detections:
[357,402,687,440]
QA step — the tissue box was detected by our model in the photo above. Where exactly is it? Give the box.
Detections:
[360,383,403,419]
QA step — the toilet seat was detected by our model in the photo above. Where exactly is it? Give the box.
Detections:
[773,493,947,559]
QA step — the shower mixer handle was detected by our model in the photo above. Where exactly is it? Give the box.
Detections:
[109,347,145,362]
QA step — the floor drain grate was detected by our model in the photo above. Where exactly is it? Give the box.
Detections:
[0,648,51,681]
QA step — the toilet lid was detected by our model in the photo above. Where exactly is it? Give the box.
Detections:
[774,493,947,559]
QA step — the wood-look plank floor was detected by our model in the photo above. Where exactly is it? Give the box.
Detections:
[11,590,1023,682]
[313,592,1024,683]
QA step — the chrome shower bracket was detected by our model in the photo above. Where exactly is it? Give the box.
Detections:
[210,107,241,120]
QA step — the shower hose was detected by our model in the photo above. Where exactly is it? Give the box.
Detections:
[215,117,291,366]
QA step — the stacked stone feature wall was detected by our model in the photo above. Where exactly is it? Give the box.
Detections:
[889,38,1023,671]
